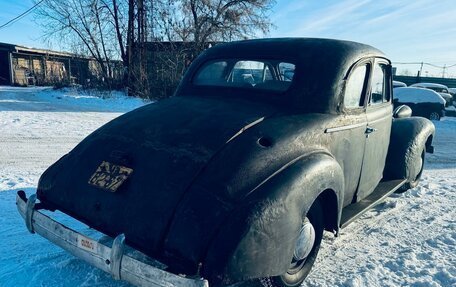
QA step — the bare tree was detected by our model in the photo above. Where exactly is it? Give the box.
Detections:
[34,0,129,87]
[145,0,275,98]
[153,0,275,53]
[34,0,276,97]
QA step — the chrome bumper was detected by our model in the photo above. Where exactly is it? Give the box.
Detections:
[16,191,209,287]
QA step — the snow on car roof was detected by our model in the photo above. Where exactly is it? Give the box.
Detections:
[393,80,407,87]
[410,82,449,89]
[394,87,446,104]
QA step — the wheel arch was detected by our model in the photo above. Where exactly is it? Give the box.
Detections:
[425,133,434,153]
[384,117,435,181]
[317,188,339,233]
[203,151,344,285]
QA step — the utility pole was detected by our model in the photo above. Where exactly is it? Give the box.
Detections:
[137,0,147,96]
[126,0,147,96]
[127,0,135,95]
[442,64,446,78]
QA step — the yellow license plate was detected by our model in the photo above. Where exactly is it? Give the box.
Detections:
[88,161,133,192]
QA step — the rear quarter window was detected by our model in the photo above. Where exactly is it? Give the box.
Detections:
[344,64,368,108]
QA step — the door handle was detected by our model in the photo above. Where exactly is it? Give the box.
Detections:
[365,126,377,134]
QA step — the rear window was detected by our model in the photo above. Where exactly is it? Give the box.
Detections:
[193,59,295,92]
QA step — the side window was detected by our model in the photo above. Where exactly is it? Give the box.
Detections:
[370,63,390,105]
[278,62,295,81]
[344,65,368,108]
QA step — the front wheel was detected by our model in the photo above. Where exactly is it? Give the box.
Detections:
[396,149,425,193]
[260,200,324,287]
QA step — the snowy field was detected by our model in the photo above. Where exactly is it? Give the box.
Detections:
[0,87,454,287]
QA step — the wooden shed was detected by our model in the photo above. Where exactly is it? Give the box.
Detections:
[0,42,100,86]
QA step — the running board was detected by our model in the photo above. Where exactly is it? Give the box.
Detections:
[340,179,406,228]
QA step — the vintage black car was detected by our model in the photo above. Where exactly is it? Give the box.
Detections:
[17,38,435,287]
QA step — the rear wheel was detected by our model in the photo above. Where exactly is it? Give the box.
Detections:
[260,200,324,287]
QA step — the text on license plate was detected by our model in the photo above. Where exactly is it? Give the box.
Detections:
[77,234,98,253]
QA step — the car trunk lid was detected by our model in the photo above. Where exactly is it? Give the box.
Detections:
[37,95,275,266]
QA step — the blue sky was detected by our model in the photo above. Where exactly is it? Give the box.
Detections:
[0,1,42,48]
[1,0,455,76]
[271,0,456,77]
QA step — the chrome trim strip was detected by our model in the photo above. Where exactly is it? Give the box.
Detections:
[227,117,265,143]
[368,116,391,124]
[325,122,366,133]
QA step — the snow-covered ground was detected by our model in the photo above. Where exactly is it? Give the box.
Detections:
[0,87,454,287]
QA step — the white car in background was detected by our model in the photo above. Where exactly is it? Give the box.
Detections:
[410,82,453,107]
[393,80,407,88]
[394,87,446,120]
[449,88,456,97]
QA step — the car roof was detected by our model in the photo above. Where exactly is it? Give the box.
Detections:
[393,80,407,86]
[205,38,385,59]
[394,87,446,104]
[410,82,449,89]
[187,38,388,114]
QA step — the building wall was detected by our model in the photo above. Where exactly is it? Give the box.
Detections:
[8,53,70,86]
[0,43,121,87]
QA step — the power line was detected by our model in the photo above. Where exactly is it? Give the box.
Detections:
[393,61,456,69]
[0,0,45,30]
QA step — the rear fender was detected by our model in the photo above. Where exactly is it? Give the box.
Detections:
[384,117,435,181]
[204,152,344,285]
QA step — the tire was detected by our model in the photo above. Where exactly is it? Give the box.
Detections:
[260,200,324,287]
[429,112,440,121]
[396,149,425,193]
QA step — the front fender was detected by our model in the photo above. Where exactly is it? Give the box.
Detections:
[384,117,435,181]
[204,152,344,285]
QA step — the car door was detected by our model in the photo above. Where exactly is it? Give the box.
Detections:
[328,61,370,207]
[356,59,393,201]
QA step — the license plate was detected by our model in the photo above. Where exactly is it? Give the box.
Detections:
[77,234,98,253]
[88,161,133,192]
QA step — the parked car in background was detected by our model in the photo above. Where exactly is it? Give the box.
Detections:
[449,88,456,98]
[410,82,453,107]
[393,80,407,88]
[394,87,446,120]
[17,38,436,287]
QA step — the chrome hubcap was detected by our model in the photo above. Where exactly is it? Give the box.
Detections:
[293,217,315,261]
